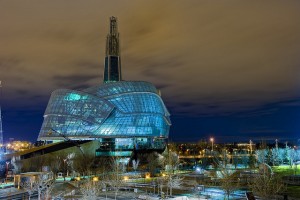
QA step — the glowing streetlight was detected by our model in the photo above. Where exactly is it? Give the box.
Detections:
[145,172,151,179]
[93,177,99,182]
[210,138,214,151]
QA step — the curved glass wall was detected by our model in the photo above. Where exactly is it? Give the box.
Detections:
[38,81,171,151]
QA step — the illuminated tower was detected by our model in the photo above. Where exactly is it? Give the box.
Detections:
[0,81,3,146]
[103,16,122,83]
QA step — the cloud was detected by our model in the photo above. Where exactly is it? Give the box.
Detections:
[1,0,300,116]
[52,74,99,88]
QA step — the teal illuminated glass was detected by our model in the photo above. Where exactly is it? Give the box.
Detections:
[38,81,171,151]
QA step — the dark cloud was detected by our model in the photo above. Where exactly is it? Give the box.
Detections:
[73,84,94,91]
[52,74,99,88]
[15,89,29,95]
[1,0,300,142]
[75,61,101,70]
[155,83,170,90]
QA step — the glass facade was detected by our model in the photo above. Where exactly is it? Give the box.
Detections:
[104,56,121,83]
[38,81,171,152]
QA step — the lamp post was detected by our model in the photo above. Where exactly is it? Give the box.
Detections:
[210,138,214,152]
[92,176,99,186]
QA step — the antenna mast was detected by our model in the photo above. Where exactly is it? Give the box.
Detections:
[103,16,122,83]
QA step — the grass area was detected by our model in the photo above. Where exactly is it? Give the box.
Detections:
[0,182,14,189]
[286,186,300,198]
[272,165,300,198]
[272,165,300,176]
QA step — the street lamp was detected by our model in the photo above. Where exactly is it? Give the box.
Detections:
[93,177,99,185]
[210,138,214,152]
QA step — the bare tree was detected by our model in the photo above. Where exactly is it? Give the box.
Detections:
[80,179,102,200]
[147,152,160,176]
[36,178,54,200]
[73,152,95,176]
[47,154,62,180]
[249,173,285,200]
[20,175,54,200]
[219,169,239,200]
[277,148,286,165]
[287,148,296,168]
[106,157,124,200]
[167,175,183,196]
[255,149,267,164]
[20,180,35,200]
[11,156,22,174]
[132,159,139,173]
[271,148,279,166]
[162,148,179,174]
[21,154,47,172]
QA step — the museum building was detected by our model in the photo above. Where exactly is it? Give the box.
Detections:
[37,17,171,156]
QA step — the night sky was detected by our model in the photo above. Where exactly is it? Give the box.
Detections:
[1,1,300,144]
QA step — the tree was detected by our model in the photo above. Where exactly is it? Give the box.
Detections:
[147,152,160,176]
[248,153,256,169]
[20,179,36,200]
[20,174,54,200]
[73,153,95,176]
[232,155,240,169]
[271,148,279,166]
[249,173,285,200]
[80,180,102,200]
[106,157,124,200]
[255,149,267,164]
[11,156,22,174]
[266,148,273,166]
[21,154,47,172]
[287,148,296,168]
[162,148,179,174]
[221,149,230,168]
[241,154,249,168]
[277,148,285,165]
[47,154,62,180]
[132,159,139,173]
[219,169,239,200]
[167,175,183,196]
[35,178,54,200]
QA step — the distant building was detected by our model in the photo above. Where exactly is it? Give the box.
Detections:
[37,17,171,156]
[6,140,32,153]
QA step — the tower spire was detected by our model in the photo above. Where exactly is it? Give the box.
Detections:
[103,16,122,83]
